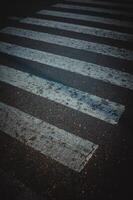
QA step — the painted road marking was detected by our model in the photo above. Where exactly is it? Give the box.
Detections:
[0,65,125,124]
[0,101,98,172]
[37,10,133,29]
[1,27,133,61]
[53,3,133,17]
[20,17,133,42]
[0,41,132,90]
[64,0,133,9]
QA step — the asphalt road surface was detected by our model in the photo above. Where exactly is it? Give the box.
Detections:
[0,0,133,199]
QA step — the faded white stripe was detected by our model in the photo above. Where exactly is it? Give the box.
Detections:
[53,3,133,17]
[20,17,133,42]
[0,64,125,124]
[0,41,132,90]
[0,101,98,172]
[65,0,133,8]
[1,26,133,61]
[38,10,133,29]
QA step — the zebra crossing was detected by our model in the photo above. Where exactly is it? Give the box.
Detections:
[0,39,133,90]
[0,101,98,172]
[0,0,133,172]
[37,9,133,28]
[64,0,133,9]
[17,17,133,42]
[1,27,133,61]
[53,3,133,17]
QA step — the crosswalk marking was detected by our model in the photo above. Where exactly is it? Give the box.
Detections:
[0,1,132,173]
[20,17,133,42]
[0,65,125,124]
[0,101,98,172]
[0,41,132,90]
[37,10,133,29]
[1,27,133,61]
[64,0,133,8]
[53,3,133,17]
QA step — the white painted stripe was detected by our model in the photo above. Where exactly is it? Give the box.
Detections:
[0,41,132,90]
[2,27,133,61]
[0,64,125,124]
[0,101,98,172]
[37,10,133,29]
[65,0,133,8]
[20,17,133,42]
[53,3,133,17]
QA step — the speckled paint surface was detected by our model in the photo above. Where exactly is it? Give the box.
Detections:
[0,1,132,199]
[0,65,125,124]
[20,17,133,42]
[0,102,98,172]
[0,41,132,90]
[1,27,133,61]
